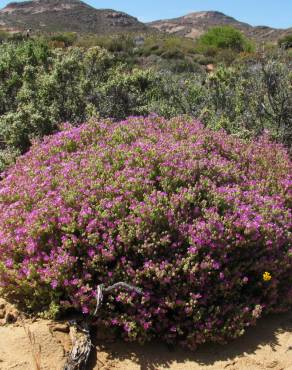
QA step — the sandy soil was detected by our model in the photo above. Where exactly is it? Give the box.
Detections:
[0,298,291,370]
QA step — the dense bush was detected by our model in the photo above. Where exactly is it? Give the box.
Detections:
[0,40,165,171]
[196,26,254,54]
[147,56,292,148]
[0,41,115,170]
[77,34,134,52]
[138,35,197,58]
[0,116,291,348]
[0,30,10,43]
[278,34,292,49]
[0,39,291,173]
[49,32,78,47]
[0,30,27,43]
[0,40,51,117]
[203,58,292,145]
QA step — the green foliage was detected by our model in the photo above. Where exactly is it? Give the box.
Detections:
[76,33,203,70]
[49,32,78,47]
[76,34,135,53]
[197,26,255,54]
[0,43,54,152]
[204,58,292,145]
[0,42,115,164]
[0,38,290,173]
[0,30,10,42]
[139,35,196,58]
[0,148,20,174]
[0,31,28,43]
[278,34,292,49]
[92,67,158,120]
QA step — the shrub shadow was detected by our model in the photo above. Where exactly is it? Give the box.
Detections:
[88,313,292,370]
[89,312,292,370]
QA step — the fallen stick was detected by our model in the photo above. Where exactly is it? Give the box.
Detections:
[63,321,91,370]
[63,282,143,370]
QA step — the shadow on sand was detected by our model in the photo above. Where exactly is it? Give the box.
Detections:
[87,312,292,370]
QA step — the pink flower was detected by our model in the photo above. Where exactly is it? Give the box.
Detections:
[143,322,151,330]
[51,280,58,289]
[0,116,290,351]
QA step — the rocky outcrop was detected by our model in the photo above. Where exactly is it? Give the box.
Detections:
[0,0,148,34]
[149,11,292,42]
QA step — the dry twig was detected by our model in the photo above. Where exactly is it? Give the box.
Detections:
[20,316,42,370]
[63,281,142,370]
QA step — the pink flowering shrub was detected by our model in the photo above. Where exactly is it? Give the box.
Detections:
[0,116,291,349]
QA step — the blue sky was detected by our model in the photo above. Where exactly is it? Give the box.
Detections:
[0,0,291,29]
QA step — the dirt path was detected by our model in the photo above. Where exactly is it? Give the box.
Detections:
[0,298,291,370]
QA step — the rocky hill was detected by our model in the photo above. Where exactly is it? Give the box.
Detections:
[0,2,290,43]
[0,0,148,34]
[148,11,292,42]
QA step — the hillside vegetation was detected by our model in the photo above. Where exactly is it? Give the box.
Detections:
[0,16,291,355]
[149,10,292,43]
[0,34,291,172]
[0,0,291,44]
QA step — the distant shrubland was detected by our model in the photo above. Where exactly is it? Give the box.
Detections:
[0,25,291,352]
[0,29,291,172]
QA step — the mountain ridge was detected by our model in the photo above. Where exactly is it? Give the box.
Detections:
[0,0,148,34]
[0,1,290,42]
[148,11,291,42]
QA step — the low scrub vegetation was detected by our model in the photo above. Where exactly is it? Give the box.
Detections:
[0,38,290,172]
[196,25,255,53]
[0,116,291,348]
[278,34,292,49]
[0,22,291,352]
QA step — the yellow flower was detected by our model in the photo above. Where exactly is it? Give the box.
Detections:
[263,271,272,281]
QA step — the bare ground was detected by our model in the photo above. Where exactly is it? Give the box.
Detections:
[0,298,291,370]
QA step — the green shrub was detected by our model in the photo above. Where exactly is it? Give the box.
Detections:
[197,26,254,53]
[49,32,77,47]
[278,34,292,49]
[204,59,292,146]
[0,42,115,157]
[0,30,10,42]
[139,35,197,60]
[0,38,290,172]
[76,34,135,53]
[92,67,159,120]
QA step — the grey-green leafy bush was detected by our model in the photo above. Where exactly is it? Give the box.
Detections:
[203,57,292,145]
[146,54,292,148]
[278,34,292,50]
[0,39,291,172]
[0,42,116,170]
